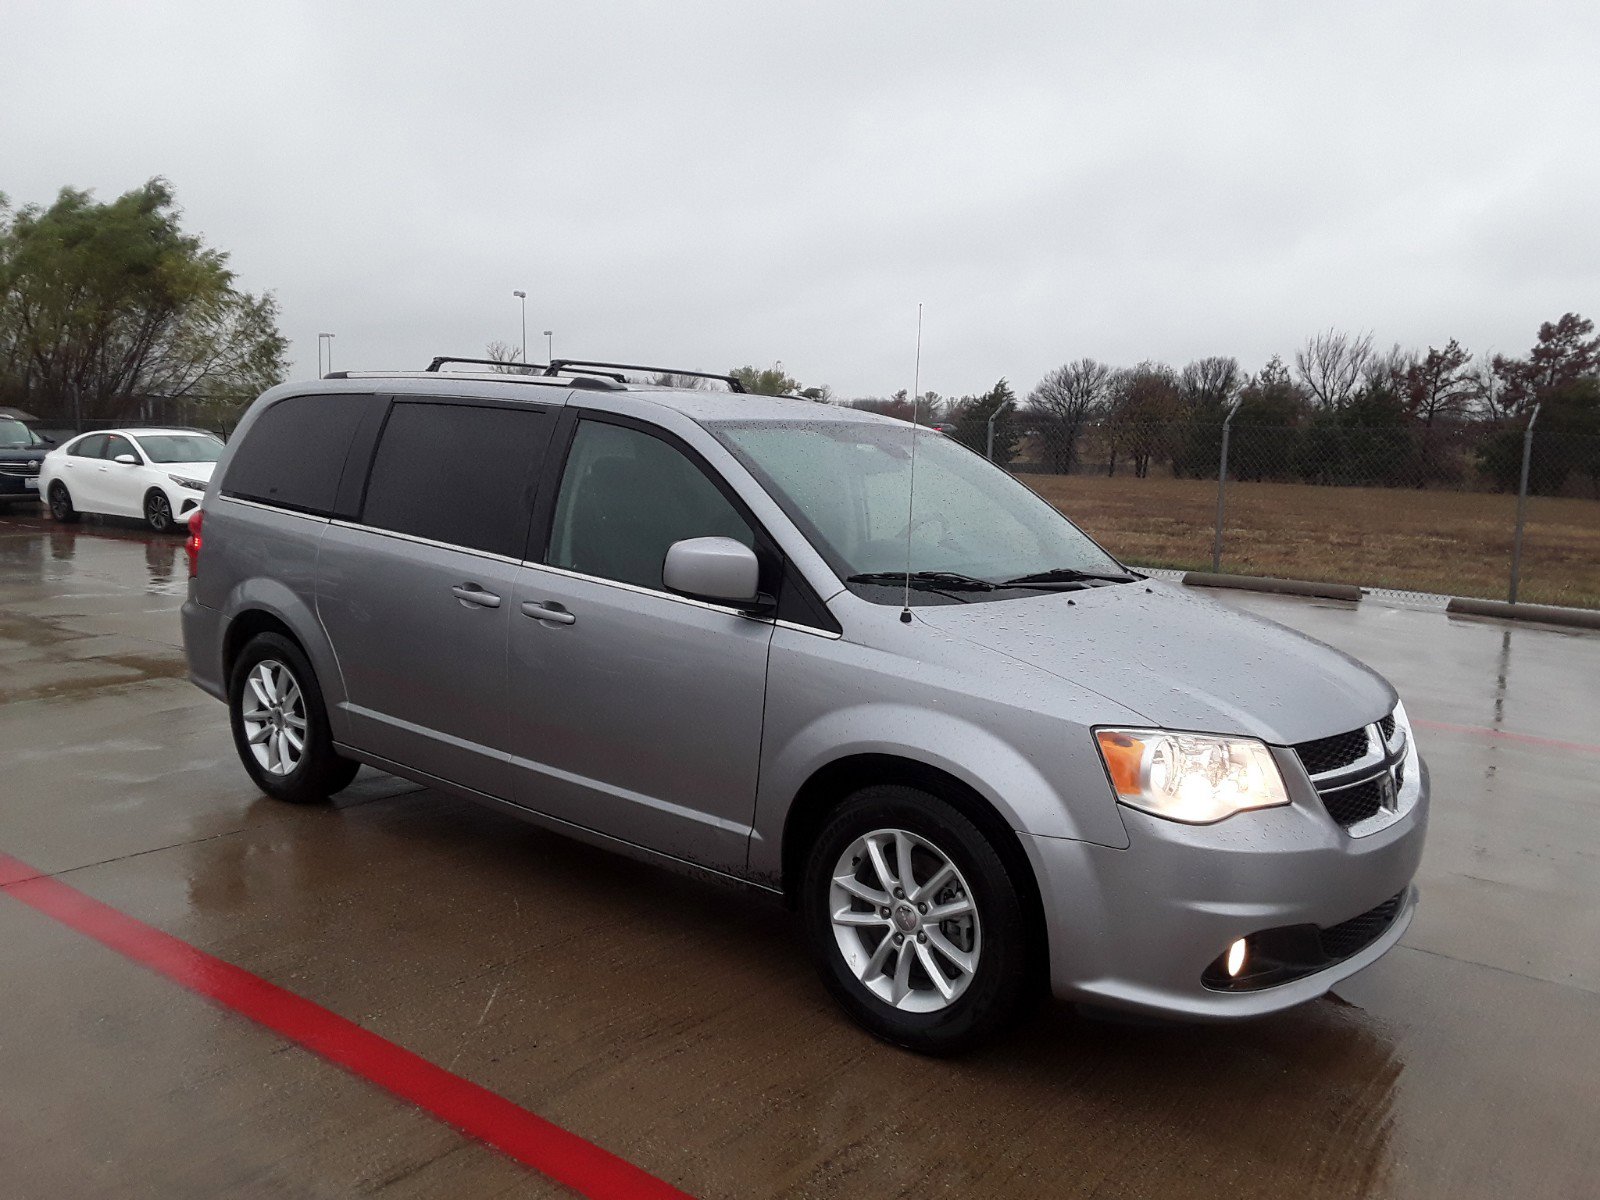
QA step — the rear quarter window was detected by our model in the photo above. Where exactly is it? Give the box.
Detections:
[359,400,553,558]
[222,393,372,515]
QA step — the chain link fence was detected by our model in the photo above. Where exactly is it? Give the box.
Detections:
[18,396,231,445]
[964,414,1600,610]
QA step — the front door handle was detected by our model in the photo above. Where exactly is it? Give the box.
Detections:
[451,583,502,609]
[520,601,576,625]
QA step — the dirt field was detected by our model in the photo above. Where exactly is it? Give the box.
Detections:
[1020,472,1600,609]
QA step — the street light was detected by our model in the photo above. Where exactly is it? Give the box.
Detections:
[318,332,336,377]
[512,291,527,364]
[544,330,553,361]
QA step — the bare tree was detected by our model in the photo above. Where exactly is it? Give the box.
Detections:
[1104,361,1180,477]
[485,340,534,374]
[1294,328,1374,410]
[1177,356,1241,415]
[1362,342,1413,398]
[1027,358,1111,473]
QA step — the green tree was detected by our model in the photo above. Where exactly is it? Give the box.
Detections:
[730,363,801,396]
[1481,314,1600,493]
[0,178,287,423]
[950,378,1019,463]
[1228,356,1307,482]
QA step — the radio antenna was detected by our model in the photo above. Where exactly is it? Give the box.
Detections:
[900,302,923,624]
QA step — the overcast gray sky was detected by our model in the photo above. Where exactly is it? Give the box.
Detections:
[5,0,1597,398]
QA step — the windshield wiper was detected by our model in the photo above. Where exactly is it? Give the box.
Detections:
[996,567,1140,588]
[846,570,996,592]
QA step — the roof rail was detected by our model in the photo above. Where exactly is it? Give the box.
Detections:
[543,359,747,394]
[425,355,632,385]
[343,368,622,391]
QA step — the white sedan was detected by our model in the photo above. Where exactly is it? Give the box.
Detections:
[40,427,224,533]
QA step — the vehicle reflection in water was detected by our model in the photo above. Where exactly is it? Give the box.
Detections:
[0,512,186,593]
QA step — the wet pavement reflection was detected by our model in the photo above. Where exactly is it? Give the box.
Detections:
[2,512,1598,1198]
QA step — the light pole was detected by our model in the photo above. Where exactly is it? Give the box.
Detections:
[318,332,336,377]
[544,330,553,362]
[513,291,527,364]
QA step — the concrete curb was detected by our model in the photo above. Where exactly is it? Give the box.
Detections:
[1444,597,1600,630]
[1181,572,1363,603]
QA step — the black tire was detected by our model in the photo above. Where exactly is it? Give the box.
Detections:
[49,481,80,523]
[144,489,175,533]
[228,632,360,804]
[800,785,1035,1054]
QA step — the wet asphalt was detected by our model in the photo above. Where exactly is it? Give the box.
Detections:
[1,508,1598,1199]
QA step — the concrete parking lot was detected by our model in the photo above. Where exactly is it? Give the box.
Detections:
[2,509,1598,1199]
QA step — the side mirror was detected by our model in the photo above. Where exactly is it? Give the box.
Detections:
[663,537,763,608]
[113,453,139,465]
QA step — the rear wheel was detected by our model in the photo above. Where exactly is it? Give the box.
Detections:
[801,785,1035,1054]
[144,489,175,532]
[228,632,360,804]
[48,481,80,523]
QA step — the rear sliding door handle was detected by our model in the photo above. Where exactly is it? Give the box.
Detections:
[520,601,576,625]
[451,584,502,609]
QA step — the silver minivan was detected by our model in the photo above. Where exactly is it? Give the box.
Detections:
[182,362,1428,1052]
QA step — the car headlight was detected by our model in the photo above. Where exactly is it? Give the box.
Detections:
[169,474,207,491]
[1094,728,1290,824]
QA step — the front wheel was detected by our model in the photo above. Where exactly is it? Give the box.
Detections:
[228,632,360,804]
[801,785,1035,1054]
[49,482,80,523]
[144,489,175,532]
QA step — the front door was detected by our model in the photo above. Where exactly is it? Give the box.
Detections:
[506,416,773,874]
[316,396,558,798]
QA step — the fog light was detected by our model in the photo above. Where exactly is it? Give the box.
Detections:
[1226,938,1248,978]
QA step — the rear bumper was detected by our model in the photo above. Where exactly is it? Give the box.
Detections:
[182,596,229,701]
[1022,758,1429,1020]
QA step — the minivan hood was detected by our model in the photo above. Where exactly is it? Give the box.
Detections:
[914,581,1393,746]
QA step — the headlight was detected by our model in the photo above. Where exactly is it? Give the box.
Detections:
[1094,728,1290,824]
[169,474,207,491]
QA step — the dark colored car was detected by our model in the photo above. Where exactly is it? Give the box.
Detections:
[0,417,50,507]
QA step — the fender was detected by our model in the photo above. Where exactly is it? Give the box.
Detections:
[221,573,350,741]
[748,701,1132,882]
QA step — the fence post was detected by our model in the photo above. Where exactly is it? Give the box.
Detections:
[985,410,998,461]
[1211,400,1241,572]
[1508,402,1541,605]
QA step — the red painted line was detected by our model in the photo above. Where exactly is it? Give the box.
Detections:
[0,853,694,1200]
[1413,718,1600,757]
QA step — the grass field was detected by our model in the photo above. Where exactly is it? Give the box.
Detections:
[1019,472,1600,609]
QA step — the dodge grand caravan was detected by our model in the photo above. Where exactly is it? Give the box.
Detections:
[181,359,1428,1052]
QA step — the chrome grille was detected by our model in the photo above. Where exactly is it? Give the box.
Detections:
[0,462,41,477]
[1294,709,1407,834]
[1294,727,1370,776]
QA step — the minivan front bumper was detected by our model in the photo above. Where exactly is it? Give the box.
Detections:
[1021,757,1429,1020]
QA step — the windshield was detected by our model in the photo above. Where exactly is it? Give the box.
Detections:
[711,418,1124,601]
[0,418,42,450]
[133,433,224,464]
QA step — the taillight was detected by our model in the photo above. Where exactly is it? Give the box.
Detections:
[186,508,204,578]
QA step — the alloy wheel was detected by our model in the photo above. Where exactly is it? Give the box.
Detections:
[240,659,308,776]
[829,827,982,1012]
[146,492,173,531]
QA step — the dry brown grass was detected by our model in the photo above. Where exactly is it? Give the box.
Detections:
[1019,472,1600,609]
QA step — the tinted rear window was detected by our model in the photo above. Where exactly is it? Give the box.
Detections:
[360,401,552,557]
[223,394,370,515]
